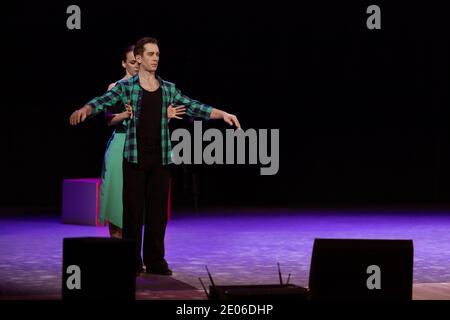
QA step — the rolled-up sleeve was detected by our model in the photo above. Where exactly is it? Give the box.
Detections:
[173,88,212,120]
[86,83,124,117]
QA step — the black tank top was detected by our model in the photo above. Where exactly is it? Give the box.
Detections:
[137,86,162,153]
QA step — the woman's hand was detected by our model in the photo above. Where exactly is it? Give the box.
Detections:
[123,101,133,119]
[167,104,186,120]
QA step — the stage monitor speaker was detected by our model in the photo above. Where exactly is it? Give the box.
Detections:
[208,284,309,301]
[308,238,413,300]
[62,237,135,300]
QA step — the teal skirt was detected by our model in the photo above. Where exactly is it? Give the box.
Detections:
[99,132,125,228]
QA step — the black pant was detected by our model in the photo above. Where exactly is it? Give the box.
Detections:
[122,148,170,271]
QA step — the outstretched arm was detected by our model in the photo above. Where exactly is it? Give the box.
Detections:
[173,88,241,128]
[69,84,124,126]
[69,104,94,125]
[210,108,241,128]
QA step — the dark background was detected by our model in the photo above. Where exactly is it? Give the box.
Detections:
[2,1,449,210]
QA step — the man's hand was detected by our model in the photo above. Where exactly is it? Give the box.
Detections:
[167,104,186,120]
[210,108,241,129]
[69,105,93,125]
[223,112,241,129]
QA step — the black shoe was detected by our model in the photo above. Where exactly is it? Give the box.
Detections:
[145,259,172,275]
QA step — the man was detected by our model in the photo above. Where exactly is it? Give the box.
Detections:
[70,37,240,275]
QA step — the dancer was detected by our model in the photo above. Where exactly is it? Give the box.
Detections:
[101,45,184,239]
[100,45,138,239]
[70,37,240,275]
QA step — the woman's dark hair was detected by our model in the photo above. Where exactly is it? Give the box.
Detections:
[121,45,135,62]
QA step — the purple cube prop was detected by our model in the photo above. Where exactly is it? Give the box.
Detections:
[62,178,102,226]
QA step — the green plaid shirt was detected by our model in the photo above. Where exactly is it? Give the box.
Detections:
[87,74,212,165]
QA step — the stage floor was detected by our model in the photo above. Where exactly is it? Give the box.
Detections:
[1,208,450,300]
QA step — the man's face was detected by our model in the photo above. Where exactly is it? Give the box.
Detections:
[136,43,160,72]
[122,51,139,75]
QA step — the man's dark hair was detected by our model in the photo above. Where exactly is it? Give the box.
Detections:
[121,45,135,62]
[134,37,159,57]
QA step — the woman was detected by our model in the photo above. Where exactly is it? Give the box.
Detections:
[100,45,185,238]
